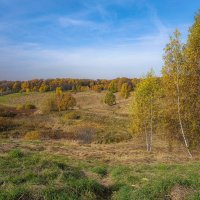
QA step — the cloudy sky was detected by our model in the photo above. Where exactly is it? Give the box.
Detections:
[0,0,199,80]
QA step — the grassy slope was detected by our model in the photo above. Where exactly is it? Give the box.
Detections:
[0,91,200,199]
[0,141,200,200]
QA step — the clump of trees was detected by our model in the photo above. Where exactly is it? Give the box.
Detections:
[41,88,76,113]
[131,10,200,156]
[104,91,116,106]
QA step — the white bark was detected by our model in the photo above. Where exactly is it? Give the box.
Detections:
[175,62,192,158]
[149,95,153,152]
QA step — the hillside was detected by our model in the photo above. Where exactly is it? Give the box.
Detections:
[0,91,200,200]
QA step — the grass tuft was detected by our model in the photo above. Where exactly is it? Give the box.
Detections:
[9,149,24,158]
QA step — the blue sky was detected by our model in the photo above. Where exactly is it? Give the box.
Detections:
[0,0,199,80]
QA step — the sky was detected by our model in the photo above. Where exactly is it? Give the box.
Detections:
[0,0,199,80]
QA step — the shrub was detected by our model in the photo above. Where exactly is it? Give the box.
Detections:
[104,91,116,106]
[41,95,58,113]
[24,131,40,140]
[59,93,76,111]
[64,112,80,120]
[75,127,95,144]
[120,83,130,99]
[41,93,76,113]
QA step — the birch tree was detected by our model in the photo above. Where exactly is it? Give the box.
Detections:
[131,70,160,152]
[183,10,200,148]
[162,30,192,157]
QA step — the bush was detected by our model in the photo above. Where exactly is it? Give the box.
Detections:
[41,95,58,113]
[64,112,80,120]
[120,83,130,99]
[59,93,76,111]
[24,131,40,140]
[41,93,76,113]
[75,127,95,144]
[104,91,116,106]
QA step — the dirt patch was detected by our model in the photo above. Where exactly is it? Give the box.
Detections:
[169,185,194,200]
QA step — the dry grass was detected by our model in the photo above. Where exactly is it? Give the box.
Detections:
[0,91,199,164]
[170,185,194,200]
[1,136,199,166]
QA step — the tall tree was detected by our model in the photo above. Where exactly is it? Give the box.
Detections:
[162,29,192,157]
[183,10,200,148]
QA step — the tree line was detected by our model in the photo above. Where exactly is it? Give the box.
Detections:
[131,10,200,156]
[0,77,140,95]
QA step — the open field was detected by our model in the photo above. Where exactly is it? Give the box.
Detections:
[0,91,200,200]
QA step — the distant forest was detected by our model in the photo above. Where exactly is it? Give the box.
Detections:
[0,77,141,95]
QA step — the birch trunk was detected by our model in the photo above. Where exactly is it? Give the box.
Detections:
[175,63,192,158]
[149,95,153,152]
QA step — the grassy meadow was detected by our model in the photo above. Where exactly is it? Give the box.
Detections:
[0,91,200,200]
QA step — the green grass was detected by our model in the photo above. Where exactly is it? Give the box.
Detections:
[110,163,200,200]
[0,148,200,200]
[0,149,110,200]
[0,92,53,107]
[0,93,26,105]
[91,166,108,177]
